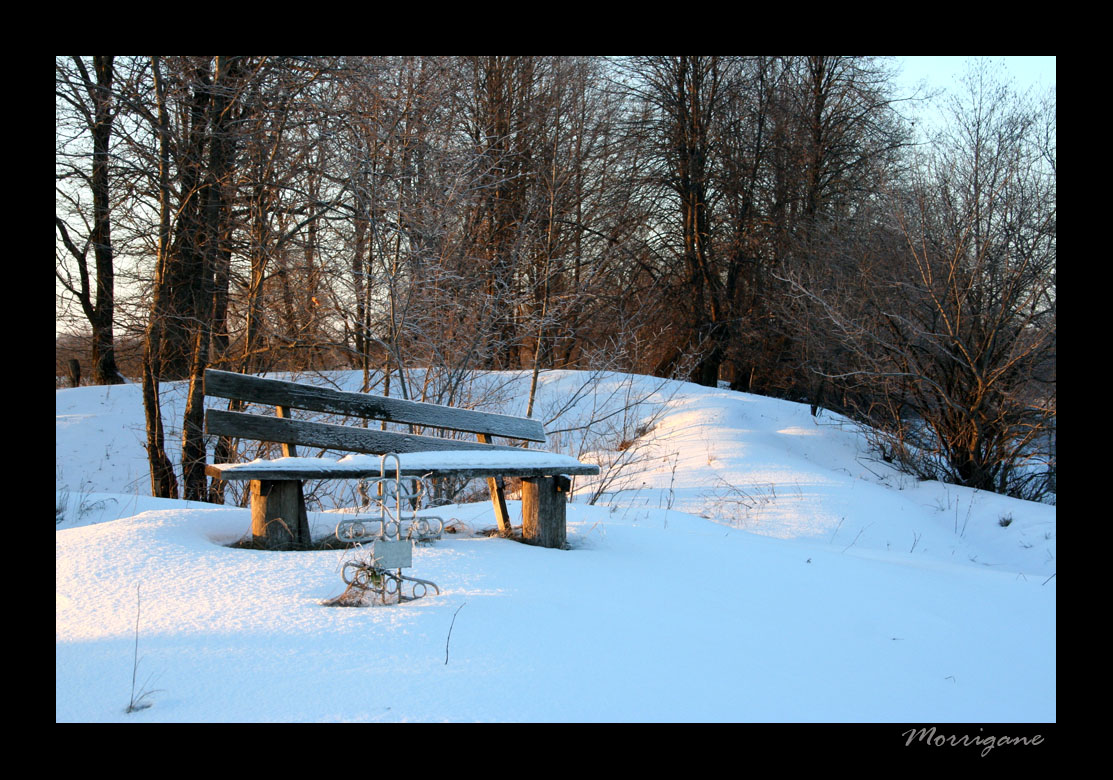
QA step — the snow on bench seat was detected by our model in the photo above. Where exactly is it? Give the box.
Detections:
[208,449,600,481]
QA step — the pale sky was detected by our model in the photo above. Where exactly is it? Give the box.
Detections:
[894,56,1056,97]
[893,56,1055,135]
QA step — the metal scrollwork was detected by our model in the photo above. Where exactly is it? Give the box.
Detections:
[334,454,441,605]
[340,560,441,604]
[335,515,447,544]
[333,460,445,545]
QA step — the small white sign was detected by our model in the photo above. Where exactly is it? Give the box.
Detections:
[373,539,412,569]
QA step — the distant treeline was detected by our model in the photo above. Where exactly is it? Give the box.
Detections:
[56,56,1055,501]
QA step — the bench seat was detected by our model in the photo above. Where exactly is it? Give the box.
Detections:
[202,369,597,549]
[207,450,600,482]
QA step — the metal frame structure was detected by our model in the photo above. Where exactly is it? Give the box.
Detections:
[335,455,441,604]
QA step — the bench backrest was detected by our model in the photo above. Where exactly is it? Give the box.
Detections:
[204,369,546,456]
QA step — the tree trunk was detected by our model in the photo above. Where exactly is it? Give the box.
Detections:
[141,55,179,500]
[88,56,124,385]
[182,56,247,502]
[159,60,213,381]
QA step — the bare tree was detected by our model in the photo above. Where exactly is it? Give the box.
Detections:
[180,56,254,501]
[744,56,912,400]
[616,56,734,387]
[780,60,1055,499]
[614,56,910,391]
[55,56,125,385]
[62,55,1017,508]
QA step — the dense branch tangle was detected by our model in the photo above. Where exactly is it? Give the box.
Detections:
[54,56,1054,502]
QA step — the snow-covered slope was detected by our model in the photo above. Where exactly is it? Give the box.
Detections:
[56,371,1055,722]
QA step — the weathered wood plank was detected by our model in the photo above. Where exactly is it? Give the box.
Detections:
[204,369,546,442]
[206,409,530,456]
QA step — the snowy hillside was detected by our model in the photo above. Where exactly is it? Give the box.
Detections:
[56,370,1055,723]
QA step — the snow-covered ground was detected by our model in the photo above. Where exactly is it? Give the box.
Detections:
[56,370,1055,723]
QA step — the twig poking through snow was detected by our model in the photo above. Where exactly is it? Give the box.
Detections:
[842,524,872,553]
[910,531,922,553]
[445,602,466,665]
[125,583,161,713]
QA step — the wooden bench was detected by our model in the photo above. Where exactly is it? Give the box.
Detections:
[202,369,599,549]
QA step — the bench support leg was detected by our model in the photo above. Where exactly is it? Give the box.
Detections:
[250,479,311,549]
[486,475,512,535]
[521,476,567,549]
[477,433,512,534]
